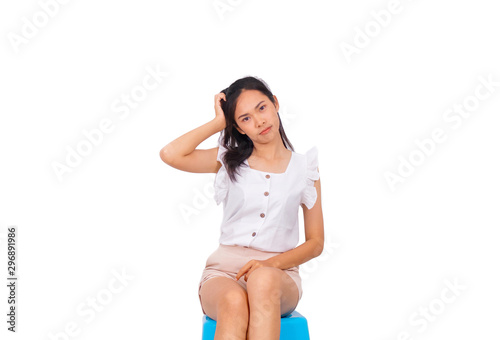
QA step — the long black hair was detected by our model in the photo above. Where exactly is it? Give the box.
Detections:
[219,76,294,182]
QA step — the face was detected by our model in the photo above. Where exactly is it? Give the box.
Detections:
[233,89,280,142]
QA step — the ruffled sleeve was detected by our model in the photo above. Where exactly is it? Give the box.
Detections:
[213,135,229,205]
[300,146,320,209]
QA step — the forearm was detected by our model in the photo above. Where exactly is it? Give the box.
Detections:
[161,118,225,159]
[267,239,323,270]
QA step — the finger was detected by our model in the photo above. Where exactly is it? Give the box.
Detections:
[236,260,253,280]
[245,262,265,281]
[245,266,255,282]
[235,265,247,281]
[236,268,248,281]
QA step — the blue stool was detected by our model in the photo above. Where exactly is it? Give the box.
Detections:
[201,310,310,339]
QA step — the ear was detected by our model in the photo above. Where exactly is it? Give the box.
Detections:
[273,95,280,112]
[234,124,246,135]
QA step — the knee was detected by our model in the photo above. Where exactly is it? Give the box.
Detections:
[218,289,249,317]
[247,267,282,298]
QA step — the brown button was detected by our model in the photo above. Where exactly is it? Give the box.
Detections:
[260,213,265,218]
[265,174,270,179]
[264,191,269,196]
[252,232,256,237]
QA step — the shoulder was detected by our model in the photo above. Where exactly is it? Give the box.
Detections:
[291,146,319,182]
[292,146,318,165]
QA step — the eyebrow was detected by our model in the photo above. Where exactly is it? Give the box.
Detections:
[237,100,265,120]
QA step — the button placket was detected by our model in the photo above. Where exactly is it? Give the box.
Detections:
[250,173,271,241]
[260,173,271,219]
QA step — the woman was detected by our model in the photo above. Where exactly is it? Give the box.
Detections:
[160,76,324,339]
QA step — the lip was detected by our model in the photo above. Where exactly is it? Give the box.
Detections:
[260,126,272,135]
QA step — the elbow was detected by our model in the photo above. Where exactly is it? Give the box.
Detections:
[315,247,324,258]
[159,147,174,165]
[313,239,324,257]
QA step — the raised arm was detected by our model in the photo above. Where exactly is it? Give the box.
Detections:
[159,93,227,173]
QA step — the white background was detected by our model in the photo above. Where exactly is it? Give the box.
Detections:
[1,0,499,339]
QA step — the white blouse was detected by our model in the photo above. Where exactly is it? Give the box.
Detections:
[213,135,320,252]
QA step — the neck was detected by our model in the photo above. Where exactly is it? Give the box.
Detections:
[251,138,288,161]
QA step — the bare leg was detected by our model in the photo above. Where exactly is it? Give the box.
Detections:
[246,267,300,340]
[200,277,250,340]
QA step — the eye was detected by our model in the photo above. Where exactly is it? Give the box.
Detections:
[242,117,250,122]
[260,105,266,111]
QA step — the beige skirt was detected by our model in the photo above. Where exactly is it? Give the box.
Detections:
[198,243,303,316]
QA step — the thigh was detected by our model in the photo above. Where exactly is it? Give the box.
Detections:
[199,276,249,321]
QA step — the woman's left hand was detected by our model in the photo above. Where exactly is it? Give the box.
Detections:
[235,259,276,282]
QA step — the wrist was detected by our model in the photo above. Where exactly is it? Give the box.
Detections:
[212,117,226,131]
[266,256,281,269]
